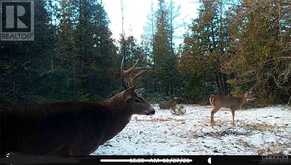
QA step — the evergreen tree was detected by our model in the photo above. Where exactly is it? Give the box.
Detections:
[153,0,178,98]
[73,0,118,100]
[225,0,290,104]
[0,0,56,103]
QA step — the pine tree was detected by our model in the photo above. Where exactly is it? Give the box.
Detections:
[72,0,118,100]
[153,0,178,97]
[0,0,56,103]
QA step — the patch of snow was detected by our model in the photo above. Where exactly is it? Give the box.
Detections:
[92,105,291,155]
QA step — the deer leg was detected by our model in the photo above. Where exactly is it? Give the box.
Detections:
[231,109,235,127]
[210,108,219,126]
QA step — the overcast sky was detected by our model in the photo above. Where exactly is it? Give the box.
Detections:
[103,0,200,45]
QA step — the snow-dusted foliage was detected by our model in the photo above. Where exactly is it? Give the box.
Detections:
[93,105,291,155]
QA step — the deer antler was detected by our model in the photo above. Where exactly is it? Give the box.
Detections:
[120,55,150,88]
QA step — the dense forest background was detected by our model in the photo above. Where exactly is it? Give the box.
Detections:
[0,0,290,106]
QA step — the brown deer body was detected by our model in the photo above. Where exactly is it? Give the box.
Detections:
[0,87,155,156]
[0,55,152,156]
[209,92,255,126]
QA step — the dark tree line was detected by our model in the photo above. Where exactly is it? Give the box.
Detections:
[0,0,119,103]
[0,0,290,106]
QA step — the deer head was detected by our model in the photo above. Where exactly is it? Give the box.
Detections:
[115,55,154,115]
[104,86,155,115]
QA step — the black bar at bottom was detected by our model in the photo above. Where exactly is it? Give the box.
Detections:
[0,155,290,165]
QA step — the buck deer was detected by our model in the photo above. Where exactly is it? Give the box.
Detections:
[0,59,154,156]
[209,91,255,126]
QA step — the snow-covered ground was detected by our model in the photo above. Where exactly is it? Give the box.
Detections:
[93,105,291,155]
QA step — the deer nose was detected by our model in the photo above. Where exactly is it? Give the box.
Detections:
[148,110,155,115]
[146,108,155,115]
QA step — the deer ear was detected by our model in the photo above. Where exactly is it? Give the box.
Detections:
[123,86,136,100]
[135,88,144,96]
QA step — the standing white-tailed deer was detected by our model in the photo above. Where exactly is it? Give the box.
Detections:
[209,91,255,126]
[0,60,154,156]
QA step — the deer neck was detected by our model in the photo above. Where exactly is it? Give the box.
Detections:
[97,99,133,145]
